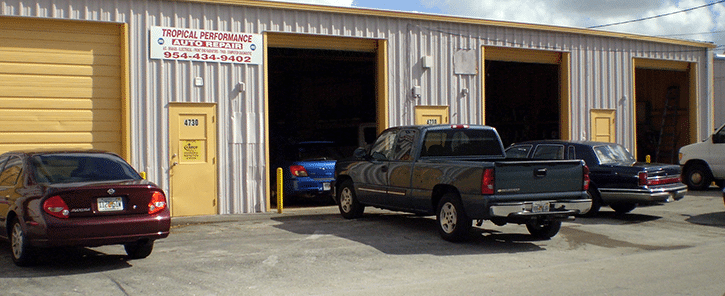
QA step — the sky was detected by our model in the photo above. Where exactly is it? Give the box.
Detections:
[268,0,725,52]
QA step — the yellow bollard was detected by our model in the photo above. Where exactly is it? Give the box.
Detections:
[277,167,283,214]
[646,155,651,163]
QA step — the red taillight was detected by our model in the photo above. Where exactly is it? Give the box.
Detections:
[481,168,494,195]
[638,172,648,186]
[43,195,69,219]
[450,124,469,129]
[290,165,308,177]
[583,165,590,190]
[639,173,681,186]
[148,191,167,215]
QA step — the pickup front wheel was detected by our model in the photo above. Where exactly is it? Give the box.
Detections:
[436,193,471,242]
[526,220,562,239]
[337,180,364,219]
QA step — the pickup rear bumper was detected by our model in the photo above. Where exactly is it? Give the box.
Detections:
[488,199,592,219]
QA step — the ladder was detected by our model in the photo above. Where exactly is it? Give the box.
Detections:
[655,86,680,164]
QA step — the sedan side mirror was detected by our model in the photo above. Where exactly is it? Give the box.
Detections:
[353,147,368,159]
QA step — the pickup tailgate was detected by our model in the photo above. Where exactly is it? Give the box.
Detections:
[494,160,584,199]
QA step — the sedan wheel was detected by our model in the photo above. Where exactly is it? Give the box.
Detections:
[10,218,34,266]
[125,240,154,259]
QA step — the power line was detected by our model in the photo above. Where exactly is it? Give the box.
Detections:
[588,0,725,29]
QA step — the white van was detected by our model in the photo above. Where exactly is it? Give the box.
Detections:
[678,123,725,190]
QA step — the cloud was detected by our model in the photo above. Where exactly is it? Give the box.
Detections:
[426,0,724,46]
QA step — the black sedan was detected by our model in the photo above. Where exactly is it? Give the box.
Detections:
[506,140,687,215]
[0,150,170,266]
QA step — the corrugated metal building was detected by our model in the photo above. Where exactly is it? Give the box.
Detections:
[0,0,717,216]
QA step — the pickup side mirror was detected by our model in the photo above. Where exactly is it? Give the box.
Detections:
[353,147,368,159]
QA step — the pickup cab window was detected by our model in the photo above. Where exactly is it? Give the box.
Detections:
[370,130,397,161]
[393,129,417,161]
[422,129,503,157]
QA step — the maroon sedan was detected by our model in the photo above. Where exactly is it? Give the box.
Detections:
[0,150,170,266]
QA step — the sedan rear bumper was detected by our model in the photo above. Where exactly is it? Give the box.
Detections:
[600,184,687,204]
[26,211,171,248]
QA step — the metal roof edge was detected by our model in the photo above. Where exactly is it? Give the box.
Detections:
[172,0,716,49]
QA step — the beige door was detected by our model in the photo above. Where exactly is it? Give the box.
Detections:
[169,103,218,217]
[415,106,449,125]
[590,109,616,142]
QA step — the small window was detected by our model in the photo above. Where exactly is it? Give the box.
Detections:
[506,145,532,158]
[370,130,397,161]
[567,146,577,160]
[532,144,565,160]
[0,156,23,187]
[392,129,417,161]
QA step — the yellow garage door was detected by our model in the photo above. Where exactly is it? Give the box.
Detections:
[0,17,126,156]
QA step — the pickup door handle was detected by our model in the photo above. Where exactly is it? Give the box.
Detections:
[534,168,547,178]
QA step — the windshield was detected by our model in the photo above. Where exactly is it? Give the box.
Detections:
[30,153,142,184]
[592,144,635,165]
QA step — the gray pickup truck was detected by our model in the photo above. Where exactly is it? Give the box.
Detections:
[333,124,592,242]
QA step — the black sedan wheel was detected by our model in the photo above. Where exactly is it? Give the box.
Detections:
[436,193,471,242]
[684,164,712,190]
[337,180,364,219]
[526,220,562,239]
[125,240,154,259]
[10,218,34,266]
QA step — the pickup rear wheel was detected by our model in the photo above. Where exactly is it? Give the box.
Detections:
[337,180,364,219]
[610,202,636,215]
[436,193,471,242]
[526,220,561,239]
[684,164,712,190]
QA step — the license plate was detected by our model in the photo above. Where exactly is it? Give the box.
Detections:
[531,201,550,213]
[97,197,124,212]
[323,182,331,191]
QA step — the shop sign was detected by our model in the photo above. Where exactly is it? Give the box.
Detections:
[149,26,262,64]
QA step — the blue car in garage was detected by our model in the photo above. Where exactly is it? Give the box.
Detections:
[273,141,342,201]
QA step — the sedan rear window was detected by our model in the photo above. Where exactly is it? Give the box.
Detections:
[31,153,142,184]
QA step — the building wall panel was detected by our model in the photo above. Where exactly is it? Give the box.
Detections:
[1,0,714,214]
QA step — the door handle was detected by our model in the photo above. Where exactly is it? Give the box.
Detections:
[534,168,547,178]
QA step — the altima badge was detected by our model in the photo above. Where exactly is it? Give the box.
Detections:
[107,189,116,195]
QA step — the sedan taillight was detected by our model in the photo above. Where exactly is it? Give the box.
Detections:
[43,195,70,219]
[148,191,167,215]
[290,165,308,177]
